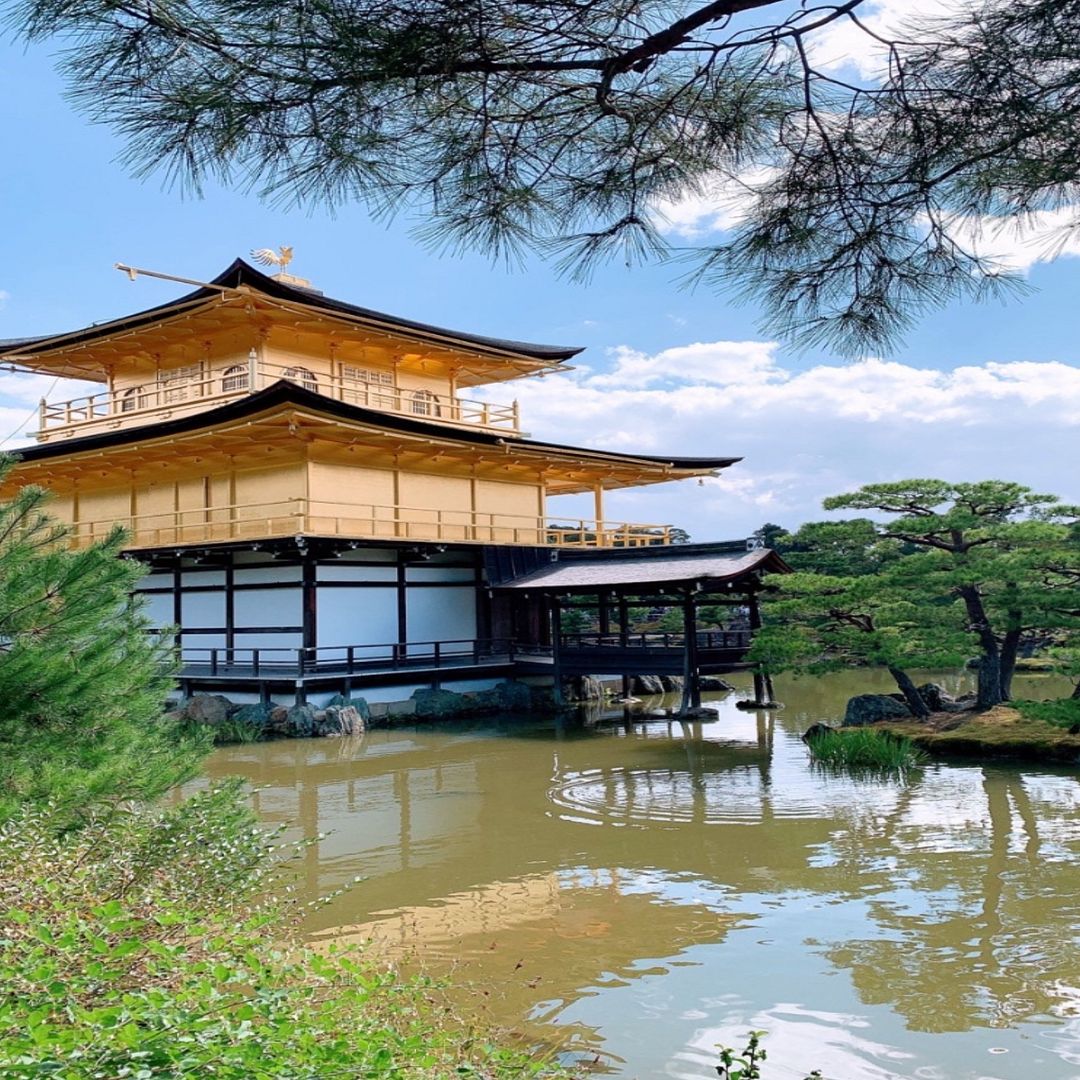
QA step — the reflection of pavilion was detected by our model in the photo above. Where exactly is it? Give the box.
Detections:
[206,703,1080,1071]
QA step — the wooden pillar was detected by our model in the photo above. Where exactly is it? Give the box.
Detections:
[679,589,700,716]
[551,596,564,705]
[396,552,408,659]
[224,555,235,659]
[747,588,775,706]
[593,484,605,547]
[598,590,611,636]
[301,547,317,653]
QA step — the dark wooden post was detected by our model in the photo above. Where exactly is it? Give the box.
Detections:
[678,589,700,716]
[598,590,611,637]
[551,596,564,705]
[747,588,775,706]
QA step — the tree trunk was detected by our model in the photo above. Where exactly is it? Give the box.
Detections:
[999,621,1022,702]
[957,584,1005,708]
[1072,681,1080,701]
[888,665,930,718]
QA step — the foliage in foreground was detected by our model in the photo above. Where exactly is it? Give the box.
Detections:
[14,0,1080,353]
[1013,697,1080,731]
[716,1030,821,1080]
[0,460,207,821]
[0,783,568,1079]
[804,728,927,773]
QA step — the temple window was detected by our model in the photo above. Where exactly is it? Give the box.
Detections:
[283,366,318,392]
[221,364,249,393]
[411,389,440,416]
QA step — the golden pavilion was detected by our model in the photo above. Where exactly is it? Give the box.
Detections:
[0,258,784,707]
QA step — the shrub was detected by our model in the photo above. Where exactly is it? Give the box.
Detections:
[0,464,206,821]
[0,783,569,1079]
[805,727,927,771]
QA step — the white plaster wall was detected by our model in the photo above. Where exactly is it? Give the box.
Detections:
[317,564,397,582]
[235,587,302,628]
[182,591,226,628]
[317,586,397,652]
[139,592,174,629]
[232,632,303,651]
[405,566,475,583]
[234,566,303,585]
[406,586,477,645]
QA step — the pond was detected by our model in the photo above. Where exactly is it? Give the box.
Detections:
[205,670,1080,1079]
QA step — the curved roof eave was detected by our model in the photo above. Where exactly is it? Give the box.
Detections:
[2,258,584,364]
[14,380,741,473]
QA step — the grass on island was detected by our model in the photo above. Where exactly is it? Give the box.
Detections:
[805,727,927,771]
[877,700,1080,762]
[1012,696,1080,730]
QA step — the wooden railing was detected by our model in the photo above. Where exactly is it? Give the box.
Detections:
[67,497,673,550]
[37,358,521,440]
[178,637,525,677]
[559,631,751,650]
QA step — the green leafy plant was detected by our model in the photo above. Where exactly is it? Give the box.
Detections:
[805,728,927,772]
[716,1031,822,1080]
[0,460,206,822]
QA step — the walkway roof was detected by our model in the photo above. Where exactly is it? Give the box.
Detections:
[493,547,789,592]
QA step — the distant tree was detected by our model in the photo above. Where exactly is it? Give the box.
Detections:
[0,462,204,820]
[12,0,1080,351]
[754,481,1080,712]
[777,519,907,577]
[758,523,787,551]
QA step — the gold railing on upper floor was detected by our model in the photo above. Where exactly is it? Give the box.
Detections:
[36,358,521,441]
[64,497,672,550]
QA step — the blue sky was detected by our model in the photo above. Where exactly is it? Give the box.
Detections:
[3,18,1079,541]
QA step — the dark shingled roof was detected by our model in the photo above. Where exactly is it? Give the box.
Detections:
[2,259,583,363]
[494,547,788,591]
[14,379,741,475]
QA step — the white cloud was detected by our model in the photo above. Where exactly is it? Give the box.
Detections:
[0,372,105,449]
[808,0,972,80]
[944,208,1080,274]
[0,290,10,310]
[652,168,775,240]
[485,342,1080,540]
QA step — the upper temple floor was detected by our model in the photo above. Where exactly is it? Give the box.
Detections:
[1,258,581,444]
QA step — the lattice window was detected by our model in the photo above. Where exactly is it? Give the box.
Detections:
[411,389,440,417]
[221,364,249,392]
[283,366,318,392]
[341,365,394,386]
[156,363,202,404]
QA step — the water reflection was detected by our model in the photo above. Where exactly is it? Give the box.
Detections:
[205,670,1080,1078]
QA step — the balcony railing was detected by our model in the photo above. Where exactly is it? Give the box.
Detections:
[65,497,673,550]
[37,358,520,440]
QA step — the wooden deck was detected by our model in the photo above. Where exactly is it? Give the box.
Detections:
[175,631,752,700]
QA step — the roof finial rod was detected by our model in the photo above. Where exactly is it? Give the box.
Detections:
[113,263,245,295]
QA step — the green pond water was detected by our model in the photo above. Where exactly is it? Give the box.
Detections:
[205,670,1080,1079]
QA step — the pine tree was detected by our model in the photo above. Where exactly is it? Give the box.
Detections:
[755,481,1080,712]
[0,461,206,821]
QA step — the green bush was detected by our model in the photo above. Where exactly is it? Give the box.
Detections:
[1013,697,1080,730]
[0,464,206,821]
[805,727,927,771]
[0,783,569,1079]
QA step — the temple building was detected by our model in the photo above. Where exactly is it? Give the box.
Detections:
[0,257,785,708]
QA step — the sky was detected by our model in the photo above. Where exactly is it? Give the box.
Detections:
[2,2,1078,542]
